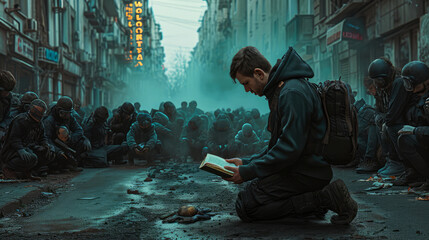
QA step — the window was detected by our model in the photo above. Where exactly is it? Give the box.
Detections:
[320,0,326,19]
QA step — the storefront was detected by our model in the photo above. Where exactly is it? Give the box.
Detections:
[61,56,82,101]
[38,46,60,102]
[8,34,36,94]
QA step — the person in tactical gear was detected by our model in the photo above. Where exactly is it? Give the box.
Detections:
[0,70,17,142]
[1,99,52,179]
[225,46,357,224]
[72,98,85,125]
[207,114,238,158]
[43,96,90,172]
[127,113,158,165]
[153,111,175,160]
[395,61,429,188]
[353,98,381,173]
[234,123,262,157]
[82,106,128,166]
[109,102,136,145]
[368,58,418,177]
[181,115,207,162]
[2,91,39,130]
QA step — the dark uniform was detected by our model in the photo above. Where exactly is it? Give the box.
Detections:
[395,61,429,188]
[83,106,127,167]
[43,97,90,171]
[0,71,17,143]
[127,113,158,165]
[181,115,207,161]
[354,98,380,173]
[1,99,51,178]
[109,102,136,145]
[207,115,237,158]
[235,123,261,157]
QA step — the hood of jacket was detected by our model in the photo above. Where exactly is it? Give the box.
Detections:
[263,47,314,99]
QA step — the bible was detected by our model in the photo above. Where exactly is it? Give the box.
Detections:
[199,154,236,178]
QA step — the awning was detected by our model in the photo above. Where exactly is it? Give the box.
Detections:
[326,18,365,46]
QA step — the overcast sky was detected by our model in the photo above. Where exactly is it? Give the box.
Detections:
[149,0,207,76]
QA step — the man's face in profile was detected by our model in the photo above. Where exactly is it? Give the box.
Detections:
[236,69,268,97]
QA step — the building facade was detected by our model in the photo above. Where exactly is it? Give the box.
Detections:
[189,0,429,105]
[0,0,165,109]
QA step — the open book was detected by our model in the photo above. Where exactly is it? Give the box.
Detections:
[199,154,236,178]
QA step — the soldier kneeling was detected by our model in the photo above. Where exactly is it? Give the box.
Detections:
[127,113,159,165]
[1,99,53,179]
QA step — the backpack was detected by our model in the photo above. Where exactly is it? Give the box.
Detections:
[315,80,358,165]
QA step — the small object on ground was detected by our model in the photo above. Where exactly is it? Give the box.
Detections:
[127,189,140,194]
[416,196,429,201]
[162,206,215,224]
[364,182,393,191]
[178,206,198,217]
[77,197,99,200]
[169,187,176,191]
[41,192,54,197]
[144,177,153,182]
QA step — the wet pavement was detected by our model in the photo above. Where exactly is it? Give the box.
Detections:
[0,160,428,239]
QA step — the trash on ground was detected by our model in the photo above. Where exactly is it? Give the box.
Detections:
[364,182,393,191]
[77,197,99,200]
[416,196,429,201]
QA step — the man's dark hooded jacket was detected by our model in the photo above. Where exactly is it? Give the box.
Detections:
[239,47,332,182]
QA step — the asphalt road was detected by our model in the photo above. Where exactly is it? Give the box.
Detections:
[0,160,428,240]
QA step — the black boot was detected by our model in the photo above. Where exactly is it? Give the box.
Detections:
[393,168,425,186]
[356,158,379,174]
[320,179,358,224]
[290,191,327,219]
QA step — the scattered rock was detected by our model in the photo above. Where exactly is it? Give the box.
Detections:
[127,189,140,194]
[178,206,198,217]
[144,177,153,182]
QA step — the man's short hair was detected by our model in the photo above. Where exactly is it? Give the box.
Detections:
[230,46,271,82]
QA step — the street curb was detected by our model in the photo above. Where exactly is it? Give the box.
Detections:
[0,186,50,218]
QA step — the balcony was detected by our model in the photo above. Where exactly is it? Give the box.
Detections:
[286,15,314,47]
[84,7,106,32]
[324,0,369,24]
[104,22,121,48]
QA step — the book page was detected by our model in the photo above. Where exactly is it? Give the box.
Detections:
[203,154,236,169]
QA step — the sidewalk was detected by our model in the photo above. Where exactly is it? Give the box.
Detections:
[0,173,78,217]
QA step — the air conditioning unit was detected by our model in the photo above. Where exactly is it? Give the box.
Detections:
[25,18,38,32]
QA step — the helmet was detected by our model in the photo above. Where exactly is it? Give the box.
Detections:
[94,106,109,123]
[0,71,16,91]
[21,91,39,104]
[368,58,394,89]
[401,61,429,91]
[56,96,74,112]
[29,99,47,122]
[120,102,135,115]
